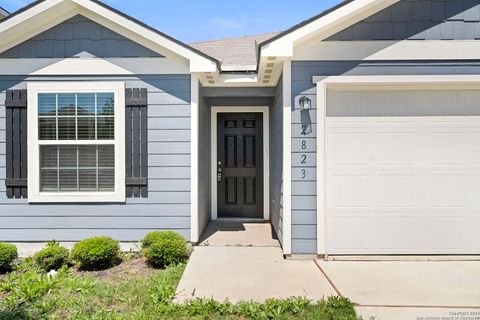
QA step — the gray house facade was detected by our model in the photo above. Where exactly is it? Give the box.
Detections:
[1,0,479,257]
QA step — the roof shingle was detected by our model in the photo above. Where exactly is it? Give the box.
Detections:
[190,32,279,71]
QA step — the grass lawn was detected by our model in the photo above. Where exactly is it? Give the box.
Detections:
[0,254,361,320]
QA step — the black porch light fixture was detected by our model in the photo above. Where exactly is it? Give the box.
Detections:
[299,96,312,111]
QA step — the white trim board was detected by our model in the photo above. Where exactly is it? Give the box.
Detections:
[315,74,480,257]
[282,60,292,255]
[294,40,480,61]
[210,106,270,221]
[190,74,200,242]
[0,58,189,76]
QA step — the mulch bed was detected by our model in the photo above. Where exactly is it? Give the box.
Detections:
[71,257,159,283]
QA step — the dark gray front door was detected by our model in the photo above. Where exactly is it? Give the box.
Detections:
[217,113,263,218]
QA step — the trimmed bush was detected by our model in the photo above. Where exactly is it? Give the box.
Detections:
[71,236,120,270]
[34,241,69,271]
[142,231,187,268]
[0,242,18,271]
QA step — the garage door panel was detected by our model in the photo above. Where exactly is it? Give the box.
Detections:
[327,175,370,208]
[374,174,420,208]
[328,218,373,251]
[327,131,371,165]
[326,89,480,255]
[377,218,416,250]
[427,218,476,250]
[427,174,475,208]
[375,132,417,164]
[427,131,478,165]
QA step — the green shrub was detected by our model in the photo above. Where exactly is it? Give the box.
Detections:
[142,231,187,268]
[33,241,69,271]
[70,236,120,270]
[0,242,18,271]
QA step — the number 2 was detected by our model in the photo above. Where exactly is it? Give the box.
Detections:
[301,155,307,164]
[301,125,307,135]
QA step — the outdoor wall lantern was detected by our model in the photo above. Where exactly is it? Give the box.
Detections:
[299,96,312,111]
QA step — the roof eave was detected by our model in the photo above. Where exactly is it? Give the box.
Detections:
[258,0,399,58]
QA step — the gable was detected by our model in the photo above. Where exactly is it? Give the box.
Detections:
[327,0,480,41]
[0,15,163,58]
[0,0,217,73]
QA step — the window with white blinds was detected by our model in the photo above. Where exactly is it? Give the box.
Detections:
[37,93,116,193]
[28,82,125,203]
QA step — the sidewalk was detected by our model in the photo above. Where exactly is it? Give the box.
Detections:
[175,246,336,303]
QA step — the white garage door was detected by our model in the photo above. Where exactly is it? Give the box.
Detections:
[326,89,480,255]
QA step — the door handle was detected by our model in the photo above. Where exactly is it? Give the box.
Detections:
[217,167,223,182]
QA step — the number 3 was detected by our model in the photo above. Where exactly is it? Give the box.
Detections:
[301,169,306,179]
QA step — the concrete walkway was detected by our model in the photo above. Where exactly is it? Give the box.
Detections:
[176,221,336,302]
[175,246,336,303]
[317,260,480,320]
[176,221,480,319]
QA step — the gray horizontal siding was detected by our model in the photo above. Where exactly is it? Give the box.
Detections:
[0,229,189,242]
[0,74,192,242]
[0,15,162,58]
[290,59,480,254]
[328,0,480,41]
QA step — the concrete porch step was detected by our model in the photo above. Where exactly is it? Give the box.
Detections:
[198,220,280,248]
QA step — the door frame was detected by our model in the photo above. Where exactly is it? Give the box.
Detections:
[210,106,270,221]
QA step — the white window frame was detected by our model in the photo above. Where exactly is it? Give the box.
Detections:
[27,82,126,203]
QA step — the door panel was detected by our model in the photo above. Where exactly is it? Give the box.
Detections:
[217,113,263,218]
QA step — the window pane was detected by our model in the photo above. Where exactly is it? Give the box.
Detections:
[98,169,114,191]
[97,93,114,116]
[58,94,76,116]
[79,169,97,191]
[39,118,57,140]
[39,145,114,193]
[58,117,76,140]
[59,146,77,168]
[97,117,114,140]
[59,169,77,191]
[39,94,56,116]
[77,93,95,116]
[40,169,58,191]
[98,146,114,167]
[79,146,97,168]
[77,117,96,140]
[40,146,58,168]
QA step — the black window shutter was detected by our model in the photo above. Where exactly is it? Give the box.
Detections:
[5,90,28,199]
[125,88,148,198]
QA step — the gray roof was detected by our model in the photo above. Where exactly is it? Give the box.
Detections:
[190,32,279,71]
